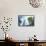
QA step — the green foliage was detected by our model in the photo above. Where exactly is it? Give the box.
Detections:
[28,17,32,22]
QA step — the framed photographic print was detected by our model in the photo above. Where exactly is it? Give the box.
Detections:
[18,15,35,27]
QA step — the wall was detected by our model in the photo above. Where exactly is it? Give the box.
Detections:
[0,0,46,40]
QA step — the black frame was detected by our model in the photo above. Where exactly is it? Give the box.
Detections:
[18,15,35,27]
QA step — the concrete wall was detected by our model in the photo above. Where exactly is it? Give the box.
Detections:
[0,0,46,40]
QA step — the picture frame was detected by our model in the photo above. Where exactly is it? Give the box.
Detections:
[18,15,35,27]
